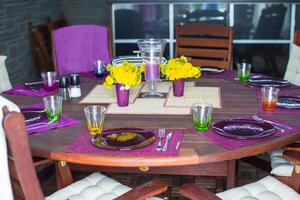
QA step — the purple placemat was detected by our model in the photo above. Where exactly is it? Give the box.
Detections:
[3,85,58,97]
[189,115,300,150]
[83,71,107,81]
[67,129,184,156]
[201,69,235,80]
[21,104,80,135]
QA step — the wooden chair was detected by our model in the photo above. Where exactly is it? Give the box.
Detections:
[175,23,233,69]
[28,14,69,73]
[180,148,300,200]
[2,106,167,200]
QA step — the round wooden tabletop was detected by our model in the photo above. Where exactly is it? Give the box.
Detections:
[4,75,300,167]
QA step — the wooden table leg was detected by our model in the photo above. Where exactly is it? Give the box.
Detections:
[55,161,73,190]
[226,160,236,189]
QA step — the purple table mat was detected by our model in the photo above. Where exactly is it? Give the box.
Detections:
[21,104,79,135]
[67,129,183,156]
[189,115,300,150]
[201,69,235,80]
[3,85,58,97]
[83,71,107,81]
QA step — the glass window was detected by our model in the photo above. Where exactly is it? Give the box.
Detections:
[233,44,289,78]
[174,3,229,30]
[234,4,291,39]
[114,4,169,39]
[295,4,300,30]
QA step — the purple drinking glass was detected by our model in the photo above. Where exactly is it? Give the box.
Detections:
[172,78,185,97]
[115,83,129,107]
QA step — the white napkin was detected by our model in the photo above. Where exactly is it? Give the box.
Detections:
[0,95,20,200]
[0,56,12,92]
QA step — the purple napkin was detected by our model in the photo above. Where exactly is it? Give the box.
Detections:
[21,104,80,135]
[67,129,183,156]
[53,25,111,76]
[3,85,58,97]
[189,116,300,150]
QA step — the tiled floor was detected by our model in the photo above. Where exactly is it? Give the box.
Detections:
[41,158,269,199]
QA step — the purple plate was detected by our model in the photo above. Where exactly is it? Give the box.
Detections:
[212,119,275,139]
[91,128,156,150]
[21,108,47,124]
[277,96,300,109]
[201,66,225,74]
[248,78,290,88]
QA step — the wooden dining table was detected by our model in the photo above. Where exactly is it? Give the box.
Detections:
[3,74,300,190]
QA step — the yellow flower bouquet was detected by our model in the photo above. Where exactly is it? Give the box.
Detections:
[103,61,144,90]
[160,56,201,80]
[160,56,201,96]
[103,61,144,107]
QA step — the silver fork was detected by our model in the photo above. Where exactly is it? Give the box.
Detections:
[252,115,291,132]
[156,128,165,151]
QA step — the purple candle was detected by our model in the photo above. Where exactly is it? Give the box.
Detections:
[145,61,159,81]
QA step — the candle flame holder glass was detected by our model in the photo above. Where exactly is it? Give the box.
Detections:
[137,39,166,98]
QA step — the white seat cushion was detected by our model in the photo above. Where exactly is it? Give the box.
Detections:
[0,56,12,92]
[46,172,163,200]
[216,176,300,200]
[284,44,300,86]
[269,149,294,177]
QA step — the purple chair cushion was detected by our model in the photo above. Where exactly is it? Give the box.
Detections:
[53,25,111,76]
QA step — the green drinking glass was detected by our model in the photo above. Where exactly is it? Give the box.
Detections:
[43,95,63,122]
[192,103,213,132]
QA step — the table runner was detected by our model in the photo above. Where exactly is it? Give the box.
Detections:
[79,84,143,104]
[189,115,300,150]
[141,81,195,93]
[3,85,58,97]
[165,86,221,108]
[67,129,184,156]
[21,104,79,135]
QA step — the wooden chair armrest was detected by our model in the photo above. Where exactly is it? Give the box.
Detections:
[283,150,300,165]
[284,143,300,152]
[180,183,221,200]
[115,179,167,200]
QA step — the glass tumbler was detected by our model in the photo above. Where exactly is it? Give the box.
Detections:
[41,71,58,91]
[261,86,280,112]
[43,95,63,122]
[237,63,252,83]
[192,103,213,132]
[93,60,107,77]
[84,105,106,136]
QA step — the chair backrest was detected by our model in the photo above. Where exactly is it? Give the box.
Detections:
[28,22,53,72]
[175,23,233,69]
[2,105,44,200]
[284,31,300,85]
[47,13,69,31]
[0,55,12,92]
[52,25,112,76]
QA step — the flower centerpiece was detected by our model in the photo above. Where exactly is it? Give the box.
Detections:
[160,56,201,96]
[103,61,144,106]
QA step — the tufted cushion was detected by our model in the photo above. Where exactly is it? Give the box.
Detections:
[269,149,294,177]
[0,56,12,92]
[284,44,300,86]
[216,176,300,200]
[46,172,163,200]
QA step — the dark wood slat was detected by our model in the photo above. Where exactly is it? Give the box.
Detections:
[180,183,221,200]
[177,37,230,48]
[176,23,231,37]
[177,48,229,58]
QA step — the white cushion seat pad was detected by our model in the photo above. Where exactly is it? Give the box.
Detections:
[46,172,162,200]
[269,149,294,177]
[216,176,300,200]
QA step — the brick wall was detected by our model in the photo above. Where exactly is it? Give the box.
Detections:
[0,0,61,84]
[0,0,110,85]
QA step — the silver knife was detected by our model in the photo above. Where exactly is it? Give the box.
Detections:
[162,132,173,152]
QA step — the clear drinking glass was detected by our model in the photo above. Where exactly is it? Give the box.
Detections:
[41,71,58,91]
[43,95,63,122]
[261,86,280,112]
[93,60,107,77]
[84,105,106,136]
[192,103,213,132]
[137,39,166,98]
[237,63,252,83]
